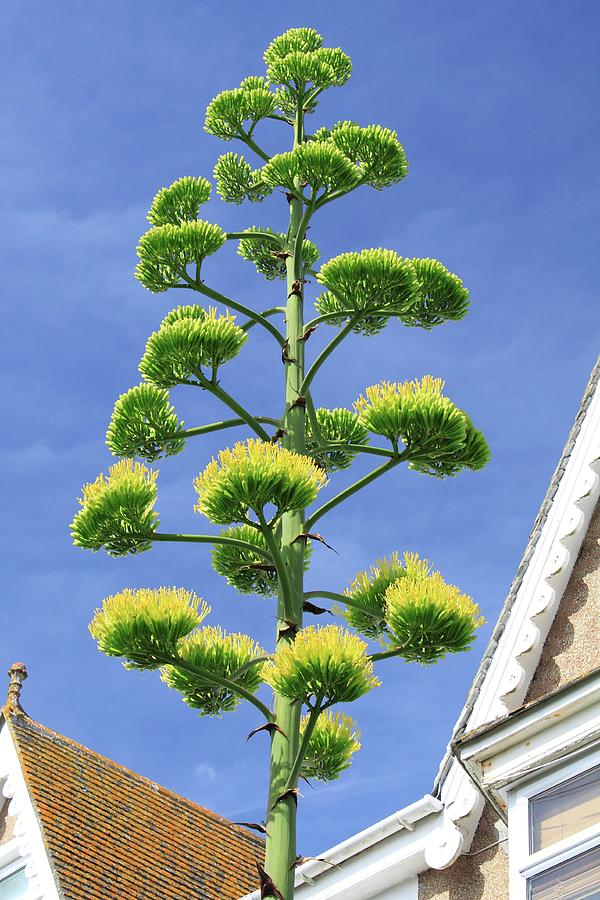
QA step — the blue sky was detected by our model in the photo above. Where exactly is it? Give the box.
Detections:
[1,0,599,860]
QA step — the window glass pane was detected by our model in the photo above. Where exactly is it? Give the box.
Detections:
[529,845,600,899]
[0,868,29,899]
[531,766,600,852]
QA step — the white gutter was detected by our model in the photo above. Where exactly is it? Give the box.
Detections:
[240,793,442,899]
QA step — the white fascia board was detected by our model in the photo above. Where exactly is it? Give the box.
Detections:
[456,668,600,809]
[239,795,441,900]
[469,379,600,729]
[292,814,435,900]
[0,718,62,899]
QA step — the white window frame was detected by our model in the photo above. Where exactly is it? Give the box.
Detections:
[508,744,600,899]
[0,838,30,900]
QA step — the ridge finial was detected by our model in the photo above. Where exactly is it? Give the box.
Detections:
[5,662,28,715]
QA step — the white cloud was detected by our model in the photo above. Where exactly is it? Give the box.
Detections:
[194,762,218,783]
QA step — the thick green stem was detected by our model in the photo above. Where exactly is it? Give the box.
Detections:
[185,278,286,346]
[303,311,357,328]
[284,698,323,790]
[303,589,385,622]
[257,513,294,620]
[241,308,286,333]
[264,98,307,900]
[179,416,281,439]
[301,317,360,394]
[304,390,322,447]
[230,656,272,682]
[309,442,396,460]
[225,231,282,246]
[239,131,271,162]
[306,455,406,530]
[194,373,271,441]
[148,532,272,561]
[314,176,367,211]
[369,647,407,663]
[161,656,273,722]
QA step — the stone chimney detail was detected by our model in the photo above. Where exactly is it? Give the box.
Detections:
[5,662,28,716]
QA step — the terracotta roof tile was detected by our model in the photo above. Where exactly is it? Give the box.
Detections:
[6,713,263,899]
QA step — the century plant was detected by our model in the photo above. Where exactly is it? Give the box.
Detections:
[72,27,489,899]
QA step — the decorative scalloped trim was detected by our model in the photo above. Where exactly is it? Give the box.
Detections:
[0,721,61,899]
[425,367,600,868]
[495,456,599,717]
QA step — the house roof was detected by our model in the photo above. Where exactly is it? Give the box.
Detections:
[2,702,264,900]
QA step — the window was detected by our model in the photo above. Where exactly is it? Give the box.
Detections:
[0,867,29,899]
[508,749,600,899]
[0,835,29,900]
[530,766,600,853]
[528,845,600,899]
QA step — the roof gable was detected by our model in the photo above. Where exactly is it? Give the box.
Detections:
[428,357,600,865]
[0,712,62,899]
[2,710,263,900]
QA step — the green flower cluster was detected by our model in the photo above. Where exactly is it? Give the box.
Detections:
[315,249,469,335]
[343,552,484,664]
[262,142,360,195]
[106,383,185,461]
[342,552,413,639]
[205,81,278,140]
[263,28,351,117]
[89,587,208,669]
[90,588,266,717]
[139,306,246,387]
[211,525,276,596]
[305,407,370,471]
[354,376,489,477]
[385,569,484,664]
[313,121,408,190]
[147,177,212,226]
[300,711,361,782]
[162,627,266,716]
[263,625,380,704]
[71,460,159,556]
[194,439,327,525]
[213,153,272,205]
[259,120,408,201]
[135,221,226,292]
[211,524,311,597]
[237,227,319,280]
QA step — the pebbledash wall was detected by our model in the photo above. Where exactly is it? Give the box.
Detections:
[0,805,16,847]
[418,496,600,899]
[526,502,600,704]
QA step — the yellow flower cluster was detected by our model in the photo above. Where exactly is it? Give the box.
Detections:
[341,551,427,639]
[347,550,429,598]
[385,572,483,627]
[194,439,328,525]
[162,626,266,717]
[71,459,159,556]
[354,375,446,421]
[177,625,265,665]
[300,710,361,782]
[353,375,472,462]
[80,460,158,507]
[384,565,484,664]
[264,624,380,704]
[89,587,207,668]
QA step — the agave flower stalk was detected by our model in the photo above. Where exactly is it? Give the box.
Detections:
[73,26,491,900]
[263,90,310,890]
